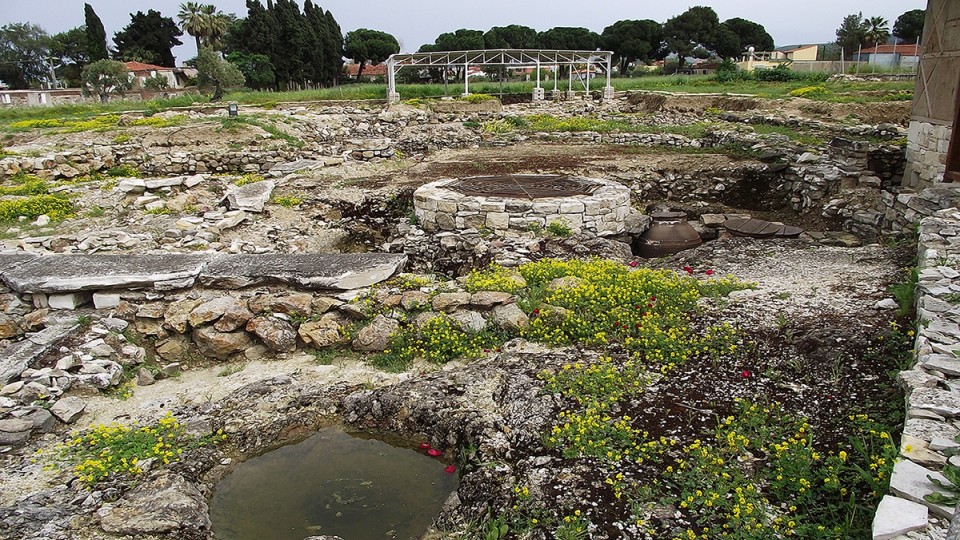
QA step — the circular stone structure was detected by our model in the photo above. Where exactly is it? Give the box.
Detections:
[413,174,631,236]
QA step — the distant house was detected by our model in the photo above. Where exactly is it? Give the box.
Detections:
[853,44,922,69]
[772,45,819,62]
[344,62,388,81]
[680,60,721,75]
[123,62,196,89]
[736,44,821,71]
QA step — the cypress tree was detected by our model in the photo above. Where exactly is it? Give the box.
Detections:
[83,3,109,61]
[304,1,328,85]
[324,9,343,84]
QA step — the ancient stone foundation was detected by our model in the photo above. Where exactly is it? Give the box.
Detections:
[413,175,631,236]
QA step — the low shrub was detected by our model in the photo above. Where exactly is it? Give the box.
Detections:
[0,194,74,221]
[48,412,225,488]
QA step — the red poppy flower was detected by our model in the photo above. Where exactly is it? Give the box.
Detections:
[629,261,638,267]
[420,442,431,449]
[705,269,715,276]
[740,369,751,379]
[651,296,656,302]
[427,449,442,457]
[532,308,540,315]
[444,465,456,474]
[683,266,694,274]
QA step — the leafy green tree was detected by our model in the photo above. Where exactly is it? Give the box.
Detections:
[537,27,599,50]
[894,9,925,44]
[864,16,891,47]
[715,18,774,58]
[226,51,274,89]
[51,27,89,86]
[344,28,399,81]
[601,19,662,74]
[835,13,869,55]
[434,29,485,51]
[81,59,131,102]
[0,23,51,89]
[84,3,109,62]
[144,74,170,90]
[663,6,720,69]
[483,25,538,49]
[195,47,243,101]
[114,10,184,67]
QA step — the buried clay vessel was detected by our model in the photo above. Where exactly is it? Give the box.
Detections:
[635,211,702,258]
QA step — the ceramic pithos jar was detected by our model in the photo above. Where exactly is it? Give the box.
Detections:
[635,211,703,258]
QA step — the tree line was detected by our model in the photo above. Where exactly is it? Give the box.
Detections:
[0,1,344,93]
[0,3,929,93]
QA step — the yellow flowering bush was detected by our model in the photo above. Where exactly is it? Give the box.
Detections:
[373,315,504,370]
[51,412,225,488]
[665,400,898,539]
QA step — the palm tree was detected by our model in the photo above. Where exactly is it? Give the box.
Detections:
[177,2,206,51]
[200,4,230,50]
[864,16,891,47]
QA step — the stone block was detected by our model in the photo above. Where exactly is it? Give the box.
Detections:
[437,200,457,213]
[559,201,585,213]
[93,292,122,309]
[48,292,91,310]
[872,495,928,540]
[486,212,510,230]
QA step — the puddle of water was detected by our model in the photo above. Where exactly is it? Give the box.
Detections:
[210,428,458,540]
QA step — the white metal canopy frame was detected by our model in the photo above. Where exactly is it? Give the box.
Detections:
[384,49,615,103]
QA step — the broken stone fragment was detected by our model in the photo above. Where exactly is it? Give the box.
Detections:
[298,314,344,349]
[50,396,86,423]
[97,473,210,535]
[245,316,297,352]
[353,314,398,352]
[163,298,203,334]
[491,303,529,331]
[248,293,312,316]
[225,180,275,213]
[192,326,253,360]
[872,495,928,540]
[188,297,239,328]
[432,292,471,313]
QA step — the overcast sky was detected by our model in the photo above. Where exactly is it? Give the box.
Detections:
[2,0,927,64]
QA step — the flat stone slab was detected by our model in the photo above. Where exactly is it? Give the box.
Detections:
[0,320,80,383]
[199,254,407,290]
[2,254,210,293]
[267,159,324,177]
[889,459,954,518]
[909,388,960,417]
[873,495,928,540]
[0,253,38,274]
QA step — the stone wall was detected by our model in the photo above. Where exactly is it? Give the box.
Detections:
[873,207,960,537]
[905,121,953,188]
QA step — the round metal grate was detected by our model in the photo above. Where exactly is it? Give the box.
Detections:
[446,174,601,199]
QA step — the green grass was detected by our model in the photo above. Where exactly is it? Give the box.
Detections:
[0,77,913,132]
[217,115,304,148]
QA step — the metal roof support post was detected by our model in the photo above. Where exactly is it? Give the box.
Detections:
[552,62,560,101]
[532,60,544,101]
[463,62,470,96]
[386,58,400,103]
[567,64,575,100]
[603,53,614,100]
